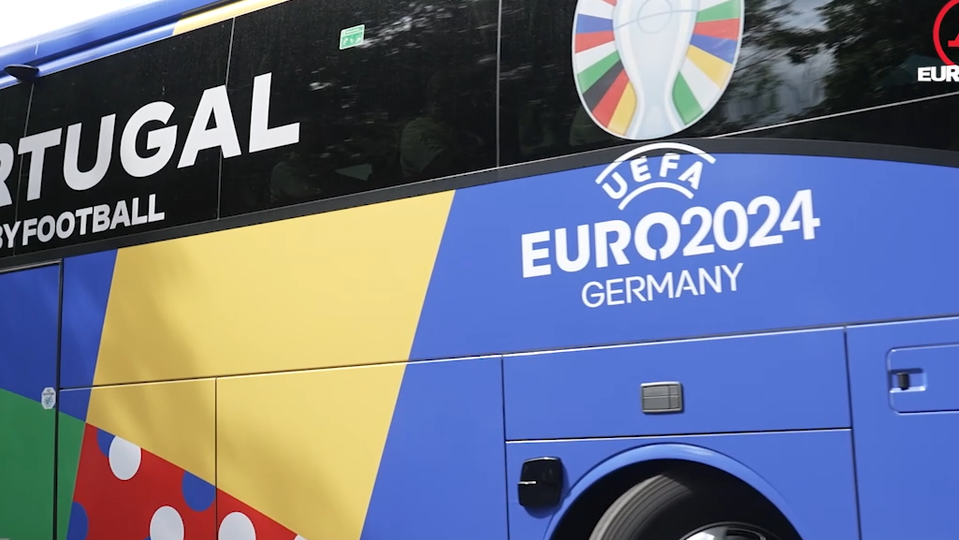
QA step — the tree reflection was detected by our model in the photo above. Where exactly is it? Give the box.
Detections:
[692,0,806,134]
[729,0,959,150]
[221,0,499,215]
[583,0,959,143]
[765,0,955,113]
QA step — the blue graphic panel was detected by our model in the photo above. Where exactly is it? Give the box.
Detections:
[504,328,848,440]
[0,264,59,402]
[413,150,959,360]
[506,430,858,540]
[39,23,176,78]
[59,389,93,431]
[361,357,507,540]
[60,251,117,420]
[847,317,959,540]
[0,0,218,69]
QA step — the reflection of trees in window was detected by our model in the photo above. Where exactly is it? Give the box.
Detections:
[690,0,831,135]
[769,0,955,115]
[722,0,959,147]
[793,0,953,112]
[221,0,498,215]
[694,0,958,137]
[501,0,959,166]
[308,0,496,173]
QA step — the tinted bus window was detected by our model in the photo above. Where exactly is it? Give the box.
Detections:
[742,93,959,152]
[17,22,232,255]
[499,0,958,165]
[220,0,498,216]
[0,85,30,258]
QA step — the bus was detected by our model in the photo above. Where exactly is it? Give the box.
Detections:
[1,0,958,539]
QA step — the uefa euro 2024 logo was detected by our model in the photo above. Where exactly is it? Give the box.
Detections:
[572,0,744,140]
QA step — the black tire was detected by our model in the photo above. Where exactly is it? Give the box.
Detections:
[588,470,794,540]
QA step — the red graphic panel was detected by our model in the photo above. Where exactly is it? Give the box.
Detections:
[70,424,216,540]
[68,424,306,540]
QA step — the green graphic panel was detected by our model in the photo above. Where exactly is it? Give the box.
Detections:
[57,413,86,540]
[0,389,56,540]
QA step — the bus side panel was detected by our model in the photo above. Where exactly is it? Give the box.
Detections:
[64,380,217,539]
[60,252,117,397]
[413,154,959,362]
[360,357,508,540]
[504,328,849,440]
[847,317,959,540]
[217,357,507,540]
[506,430,858,540]
[92,191,453,385]
[0,264,60,540]
[216,365,403,540]
[56,251,117,540]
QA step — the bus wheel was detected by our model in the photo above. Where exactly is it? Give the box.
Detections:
[587,471,794,540]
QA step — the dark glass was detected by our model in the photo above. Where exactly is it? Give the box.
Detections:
[0,84,31,259]
[16,21,232,255]
[220,0,499,216]
[740,93,959,151]
[499,0,959,165]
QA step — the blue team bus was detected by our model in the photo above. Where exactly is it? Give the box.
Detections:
[1,0,958,539]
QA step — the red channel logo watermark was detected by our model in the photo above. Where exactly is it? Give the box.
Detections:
[920,0,959,81]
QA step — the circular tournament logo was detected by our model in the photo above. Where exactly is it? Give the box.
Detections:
[934,0,959,65]
[571,0,744,141]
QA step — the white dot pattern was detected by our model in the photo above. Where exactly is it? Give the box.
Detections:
[150,506,185,540]
[108,436,141,481]
[219,511,256,540]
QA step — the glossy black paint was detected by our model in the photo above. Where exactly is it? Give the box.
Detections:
[220,0,498,216]
[499,0,959,164]
[735,93,959,150]
[518,457,565,508]
[0,83,31,258]
[0,0,956,263]
[15,21,232,255]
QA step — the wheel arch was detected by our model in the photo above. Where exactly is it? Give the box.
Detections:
[542,443,804,540]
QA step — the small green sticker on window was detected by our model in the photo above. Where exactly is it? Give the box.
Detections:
[339,24,365,50]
